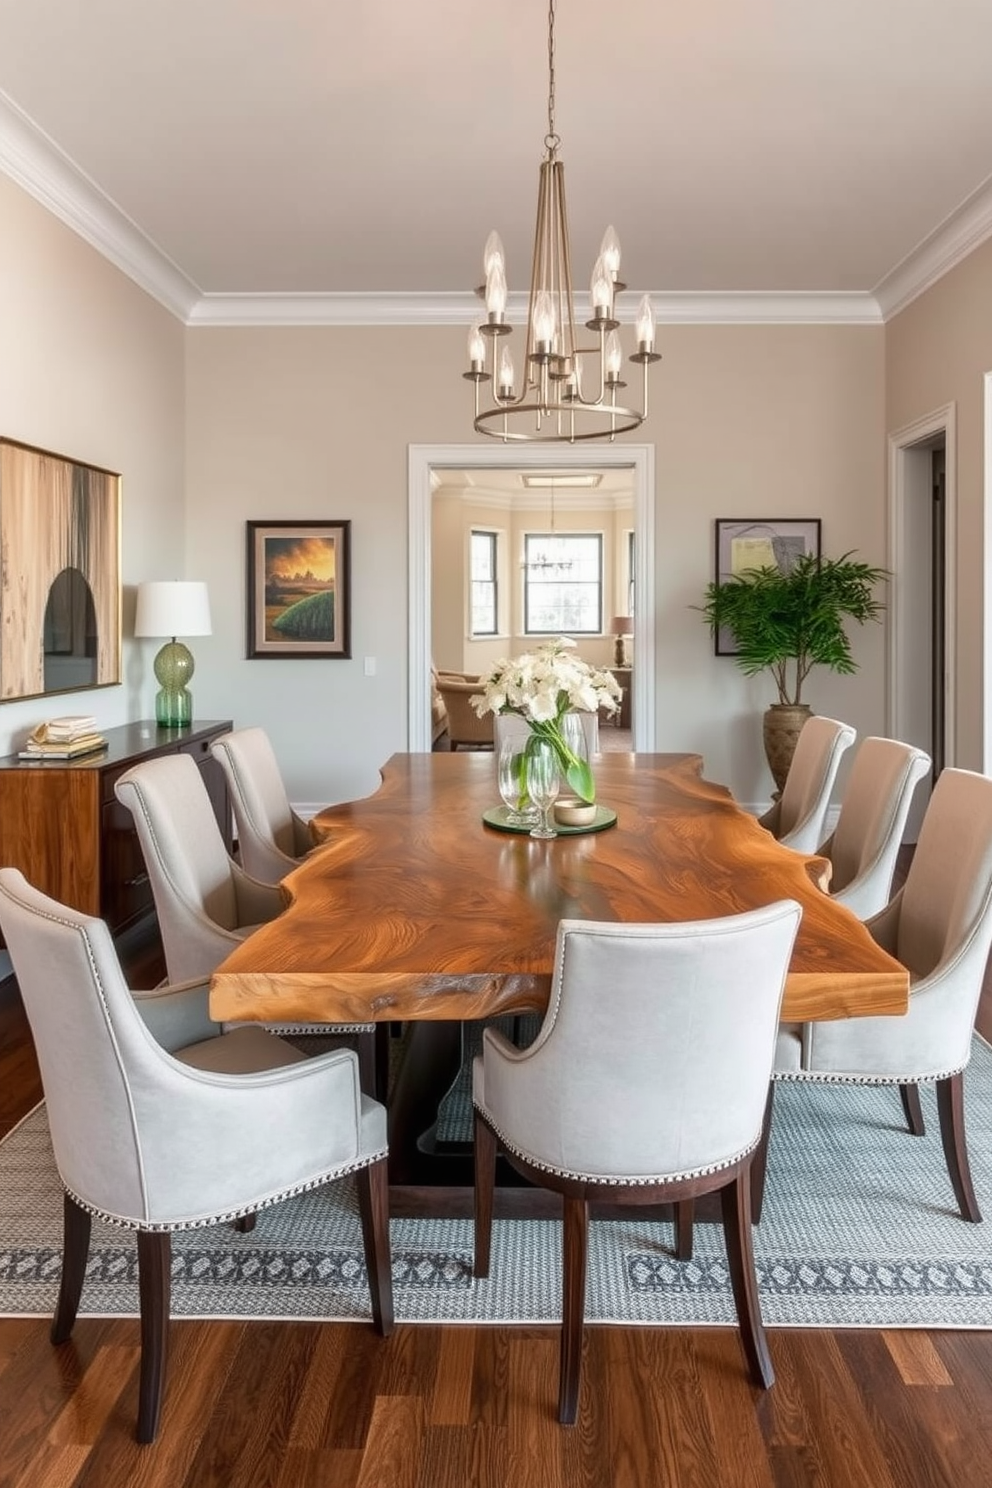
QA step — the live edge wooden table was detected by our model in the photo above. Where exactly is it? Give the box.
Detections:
[210,752,909,1216]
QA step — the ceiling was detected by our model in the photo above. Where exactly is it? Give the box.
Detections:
[2,0,992,324]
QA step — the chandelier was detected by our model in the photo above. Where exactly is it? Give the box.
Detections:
[523,477,574,575]
[464,0,660,444]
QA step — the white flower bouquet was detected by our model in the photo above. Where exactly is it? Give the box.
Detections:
[471,637,621,803]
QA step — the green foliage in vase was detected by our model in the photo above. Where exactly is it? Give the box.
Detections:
[698,551,886,707]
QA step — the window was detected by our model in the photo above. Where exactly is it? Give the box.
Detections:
[470,530,498,636]
[524,533,602,635]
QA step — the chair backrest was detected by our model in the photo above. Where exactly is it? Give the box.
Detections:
[896,768,992,985]
[210,727,300,881]
[0,869,190,1222]
[826,736,931,916]
[436,677,494,746]
[777,716,856,852]
[115,753,240,936]
[494,710,600,757]
[488,901,801,1178]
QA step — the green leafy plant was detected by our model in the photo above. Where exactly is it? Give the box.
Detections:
[699,551,886,706]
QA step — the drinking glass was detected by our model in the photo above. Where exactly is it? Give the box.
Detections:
[526,740,560,839]
[498,739,535,827]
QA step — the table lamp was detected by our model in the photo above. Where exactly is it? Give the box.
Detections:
[611,616,633,668]
[134,581,212,727]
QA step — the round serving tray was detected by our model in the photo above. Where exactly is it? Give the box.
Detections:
[482,805,618,836]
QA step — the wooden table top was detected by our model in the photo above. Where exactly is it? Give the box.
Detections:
[209,752,909,1028]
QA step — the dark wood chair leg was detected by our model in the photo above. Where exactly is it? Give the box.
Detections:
[374,1022,392,1102]
[936,1072,981,1222]
[749,1083,776,1224]
[356,1029,377,1098]
[720,1169,774,1390]
[51,1193,91,1344]
[355,1156,394,1335]
[674,1200,694,1261]
[136,1230,171,1444]
[559,1196,588,1426]
[232,1213,256,1233]
[899,1082,926,1136]
[473,1112,498,1278]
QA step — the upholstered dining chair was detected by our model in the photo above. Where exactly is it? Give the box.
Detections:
[758,715,856,854]
[494,709,600,757]
[473,901,803,1423]
[815,736,931,919]
[209,726,315,884]
[114,753,383,1095]
[775,766,992,1222]
[0,868,393,1444]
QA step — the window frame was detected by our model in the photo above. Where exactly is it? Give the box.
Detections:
[469,528,499,637]
[523,531,604,636]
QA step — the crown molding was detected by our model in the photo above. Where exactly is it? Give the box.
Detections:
[188,288,883,328]
[0,89,200,320]
[3,83,990,330]
[874,174,992,320]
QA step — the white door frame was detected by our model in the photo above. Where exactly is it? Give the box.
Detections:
[984,374,992,776]
[408,443,656,752]
[886,402,956,766]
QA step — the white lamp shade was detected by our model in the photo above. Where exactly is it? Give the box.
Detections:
[135,581,212,639]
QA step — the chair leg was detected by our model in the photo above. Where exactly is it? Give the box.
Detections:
[936,1072,981,1222]
[899,1082,926,1136]
[674,1200,694,1261]
[51,1193,91,1344]
[559,1196,588,1425]
[473,1112,498,1278]
[355,1156,394,1336]
[720,1169,774,1390]
[136,1230,171,1445]
[749,1083,776,1224]
[232,1213,256,1233]
[374,1022,392,1102]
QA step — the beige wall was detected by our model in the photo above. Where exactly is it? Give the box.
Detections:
[0,176,186,755]
[188,321,886,805]
[886,237,992,771]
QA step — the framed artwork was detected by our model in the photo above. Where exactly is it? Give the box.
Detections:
[246,520,351,659]
[713,517,821,656]
[0,437,122,701]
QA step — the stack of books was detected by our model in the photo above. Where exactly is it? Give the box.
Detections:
[19,716,107,761]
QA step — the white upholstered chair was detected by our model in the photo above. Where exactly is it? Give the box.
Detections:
[493,709,600,757]
[473,901,802,1423]
[114,753,383,1093]
[816,736,931,919]
[775,767,992,1222]
[209,726,315,884]
[0,868,393,1443]
[758,715,856,854]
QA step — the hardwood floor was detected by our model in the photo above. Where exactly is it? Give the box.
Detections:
[0,919,991,1486]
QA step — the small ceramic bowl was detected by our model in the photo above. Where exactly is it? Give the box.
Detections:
[554,796,597,828]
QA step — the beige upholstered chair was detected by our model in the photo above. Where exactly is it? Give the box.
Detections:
[758,716,856,854]
[775,767,992,1222]
[114,753,383,1092]
[816,736,931,919]
[493,709,600,757]
[209,726,315,884]
[115,752,287,984]
[436,674,493,750]
[0,868,392,1443]
[473,901,802,1423]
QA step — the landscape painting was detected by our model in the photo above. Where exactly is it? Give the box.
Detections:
[246,520,351,659]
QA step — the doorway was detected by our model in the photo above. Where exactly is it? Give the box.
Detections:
[887,405,956,837]
[408,444,656,753]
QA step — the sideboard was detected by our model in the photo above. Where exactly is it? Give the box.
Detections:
[0,719,233,941]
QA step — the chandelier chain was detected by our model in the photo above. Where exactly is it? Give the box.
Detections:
[545,0,559,154]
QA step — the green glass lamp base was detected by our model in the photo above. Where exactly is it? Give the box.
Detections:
[153,639,195,728]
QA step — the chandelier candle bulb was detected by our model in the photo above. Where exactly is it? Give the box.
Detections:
[466,325,487,377]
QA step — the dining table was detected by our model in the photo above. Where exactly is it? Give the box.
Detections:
[210,751,909,1214]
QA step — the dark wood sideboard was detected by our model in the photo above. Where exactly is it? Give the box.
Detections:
[0,719,233,941]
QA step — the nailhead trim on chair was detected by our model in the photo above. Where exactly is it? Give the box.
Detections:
[474,1101,759,1186]
[773,1063,967,1086]
[60,1145,390,1233]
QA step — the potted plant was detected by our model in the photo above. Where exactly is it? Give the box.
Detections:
[698,550,886,791]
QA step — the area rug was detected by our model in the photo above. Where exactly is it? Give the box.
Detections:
[2,1036,992,1330]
